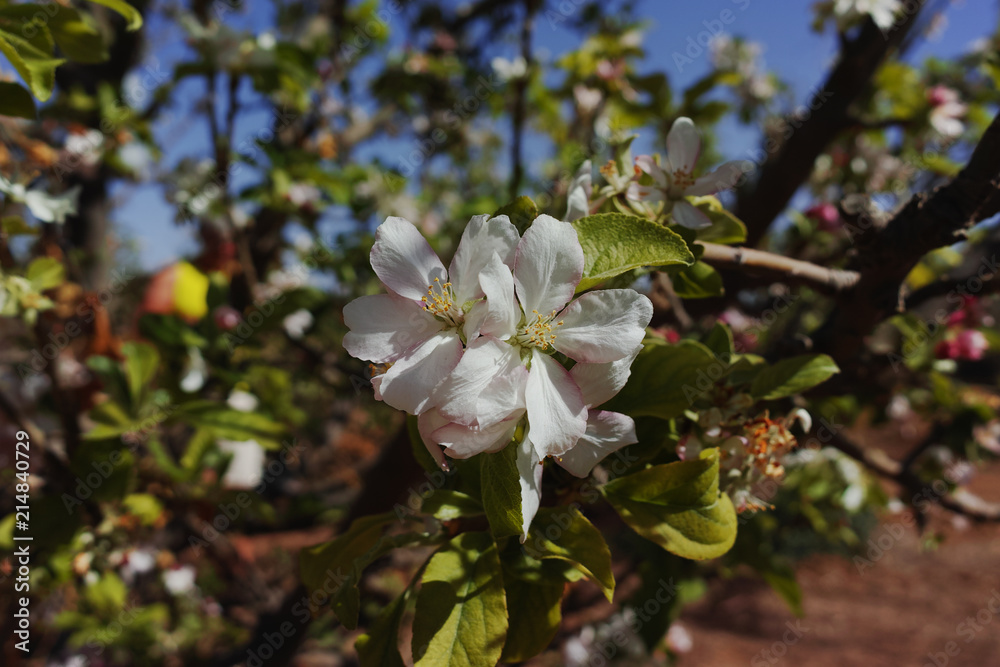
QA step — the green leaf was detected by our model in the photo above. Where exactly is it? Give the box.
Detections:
[671,261,723,298]
[572,213,694,291]
[479,444,522,539]
[500,575,563,662]
[602,448,737,560]
[420,489,483,521]
[493,196,538,235]
[121,342,159,409]
[413,532,507,667]
[689,196,747,244]
[175,401,286,449]
[86,0,143,30]
[300,513,429,630]
[0,4,107,63]
[523,506,614,602]
[356,588,409,667]
[703,322,734,361]
[603,341,722,419]
[1,215,36,235]
[761,566,804,617]
[0,82,35,118]
[749,354,840,401]
[122,493,163,525]
[0,28,63,101]
[25,257,64,290]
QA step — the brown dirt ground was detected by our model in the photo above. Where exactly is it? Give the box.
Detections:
[678,422,1000,667]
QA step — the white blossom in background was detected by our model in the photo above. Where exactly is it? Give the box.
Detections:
[227,389,260,413]
[418,216,652,538]
[927,85,967,138]
[218,439,266,489]
[831,0,901,30]
[180,346,207,393]
[283,308,314,339]
[163,565,197,595]
[0,175,81,224]
[492,56,527,82]
[628,117,752,229]
[64,129,105,167]
[343,214,520,416]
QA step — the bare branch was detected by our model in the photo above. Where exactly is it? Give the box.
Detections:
[699,242,860,293]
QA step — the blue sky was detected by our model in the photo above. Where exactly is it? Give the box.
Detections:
[110,0,996,269]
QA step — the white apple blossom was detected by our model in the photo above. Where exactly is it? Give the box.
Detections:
[343,214,520,416]
[418,216,652,537]
[627,117,751,229]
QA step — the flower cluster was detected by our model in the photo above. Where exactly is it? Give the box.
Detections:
[344,214,653,537]
[677,392,810,513]
[626,117,751,229]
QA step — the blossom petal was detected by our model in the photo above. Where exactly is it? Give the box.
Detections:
[417,409,452,470]
[378,332,463,415]
[435,335,526,427]
[343,293,441,363]
[513,215,584,315]
[627,182,666,204]
[525,350,587,458]
[666,117,701,174]
[449,214,521,303]
[554,290,652,363]
[570,344,642,407]
[370,217,447,301]
[478,253,520,340]
[686,160,752,196]
[635,155,668,188]
[517,430,544,542]
[671,200,712,230]
[436,418,519,459]
[556,410,637,478]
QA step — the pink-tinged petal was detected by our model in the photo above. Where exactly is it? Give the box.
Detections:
[525,350,587,458]
[370,217,447,301]
[671,200,712,230]
[570,344,642,407]
[666,117,701,174]
[478,253,520,340]
[343,293,442,363]
[628,182,666,204]
[417,409,452,470]
[437,418,519,459]
[435,336,526,427]
[686,160,752,196]
[448,214,520,303]
[516,431,544,542]
[635,155,668,188]
[513,215,584,315]
[556,410,637,478]
[378,332,463,415]
[554,290,652,363]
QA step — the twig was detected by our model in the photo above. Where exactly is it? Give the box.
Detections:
[699,242,860,293]
[821,426,1000,522]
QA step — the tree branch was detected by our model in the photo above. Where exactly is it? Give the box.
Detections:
[812,110,1000,366]
[699,242,860,293]
[734,11,922,246]
[820,425,1000,522]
